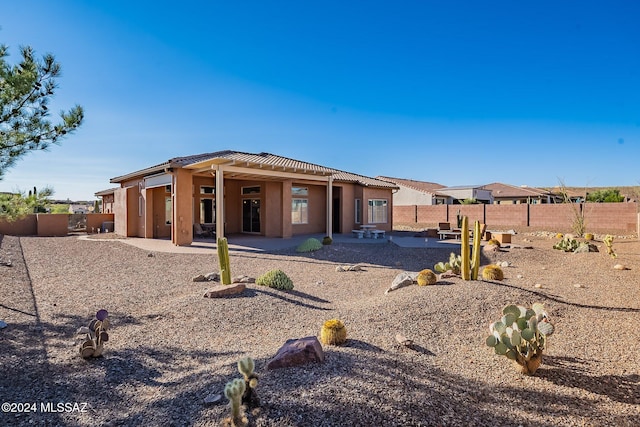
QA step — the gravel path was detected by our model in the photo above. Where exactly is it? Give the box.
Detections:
[1,233,639,426]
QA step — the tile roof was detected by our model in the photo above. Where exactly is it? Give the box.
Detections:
[376,176,445,194]
[111,150,396,188]
[482,182,553,198]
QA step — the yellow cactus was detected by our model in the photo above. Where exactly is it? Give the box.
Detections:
[417,269,437,286]
[482,264,504,281]
[320,319,347,346]
[584,233,594,241]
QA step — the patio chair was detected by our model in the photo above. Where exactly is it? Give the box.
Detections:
[193,223,213,238]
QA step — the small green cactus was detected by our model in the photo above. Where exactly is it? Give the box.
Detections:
[485,303,555,375]
[237,357,260,409]
[434,252,462,274]
[603,235,617,258]
[256,269,294,290]
[416,269,437,286]
[482,264,504,281]
[224,378,247,426]
[322,236,333,245]
[553,236,580,252]
[320,319,347,345]
[296,238,323,252]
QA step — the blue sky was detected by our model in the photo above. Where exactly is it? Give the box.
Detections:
[1,1,639,201]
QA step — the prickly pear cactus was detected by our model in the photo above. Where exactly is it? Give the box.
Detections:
[77,309,110,359]
[553,236,580,252]
[434,252,462,274]
[485,303,555,375]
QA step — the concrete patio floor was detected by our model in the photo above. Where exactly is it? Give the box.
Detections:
[84,231,465,254]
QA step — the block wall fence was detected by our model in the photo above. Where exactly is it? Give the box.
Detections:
[0,214,115,237]
[394,202,639,235]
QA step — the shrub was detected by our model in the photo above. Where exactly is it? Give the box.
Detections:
[416,269,437,286]
[322,236,333,245]
[256,269,294,290]
[296,238,323,253]
[482,265,504,281]
[320,319,347,345]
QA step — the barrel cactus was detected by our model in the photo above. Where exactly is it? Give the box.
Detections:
[417,269,437,286]
[584,233,594,241]
[486,238,501,247]
[256,269,294,290]
[320,319,347,346]
[485,303,555,375]
[482,264,504,281]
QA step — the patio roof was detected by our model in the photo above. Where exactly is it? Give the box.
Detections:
[110,150,397,188]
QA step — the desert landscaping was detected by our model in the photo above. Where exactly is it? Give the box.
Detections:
[1,230,639,426]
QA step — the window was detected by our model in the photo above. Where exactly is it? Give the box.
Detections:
[368,199,388,223]
[165,197,172,224]
[292,187,308,196]
[355,199,362,224]
[242,186,260,195]
[292,199,308,224]
[200,199,215,224]
[291,187,309,224]
[200,186,215,194]
[138,196,144,217]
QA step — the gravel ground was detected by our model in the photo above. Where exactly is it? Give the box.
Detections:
[1,232,639,427]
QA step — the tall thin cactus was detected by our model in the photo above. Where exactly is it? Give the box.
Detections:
[460,216,470,280]
[460,216,482,280]
[471,220,482,280]
[217,237,232,284]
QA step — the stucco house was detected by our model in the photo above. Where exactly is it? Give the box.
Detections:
[436,185,494,204]
[376,176,449,205]
[101,150,397,245]
[482,182,558,204]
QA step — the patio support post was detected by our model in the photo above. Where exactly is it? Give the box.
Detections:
[326,175,333,239]
[215,166,225,240]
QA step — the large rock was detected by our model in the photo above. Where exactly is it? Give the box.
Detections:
[385,271,418,294]
[203,283,246,298]
[266,336,324,370]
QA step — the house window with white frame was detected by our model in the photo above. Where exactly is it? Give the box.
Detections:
[291,186,308,224]
[165,197,172,225]
[355,198,362,224]
[367,199,388,224]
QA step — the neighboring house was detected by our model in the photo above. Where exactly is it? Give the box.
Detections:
[482,182,558,204]
[105,150,398,246]
[94,188,117,213]
[376,176,449,205]
[437,185,494,204]
[68,204,89,214]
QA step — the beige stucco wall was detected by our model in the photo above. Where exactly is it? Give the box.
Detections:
[36,213,69,237]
